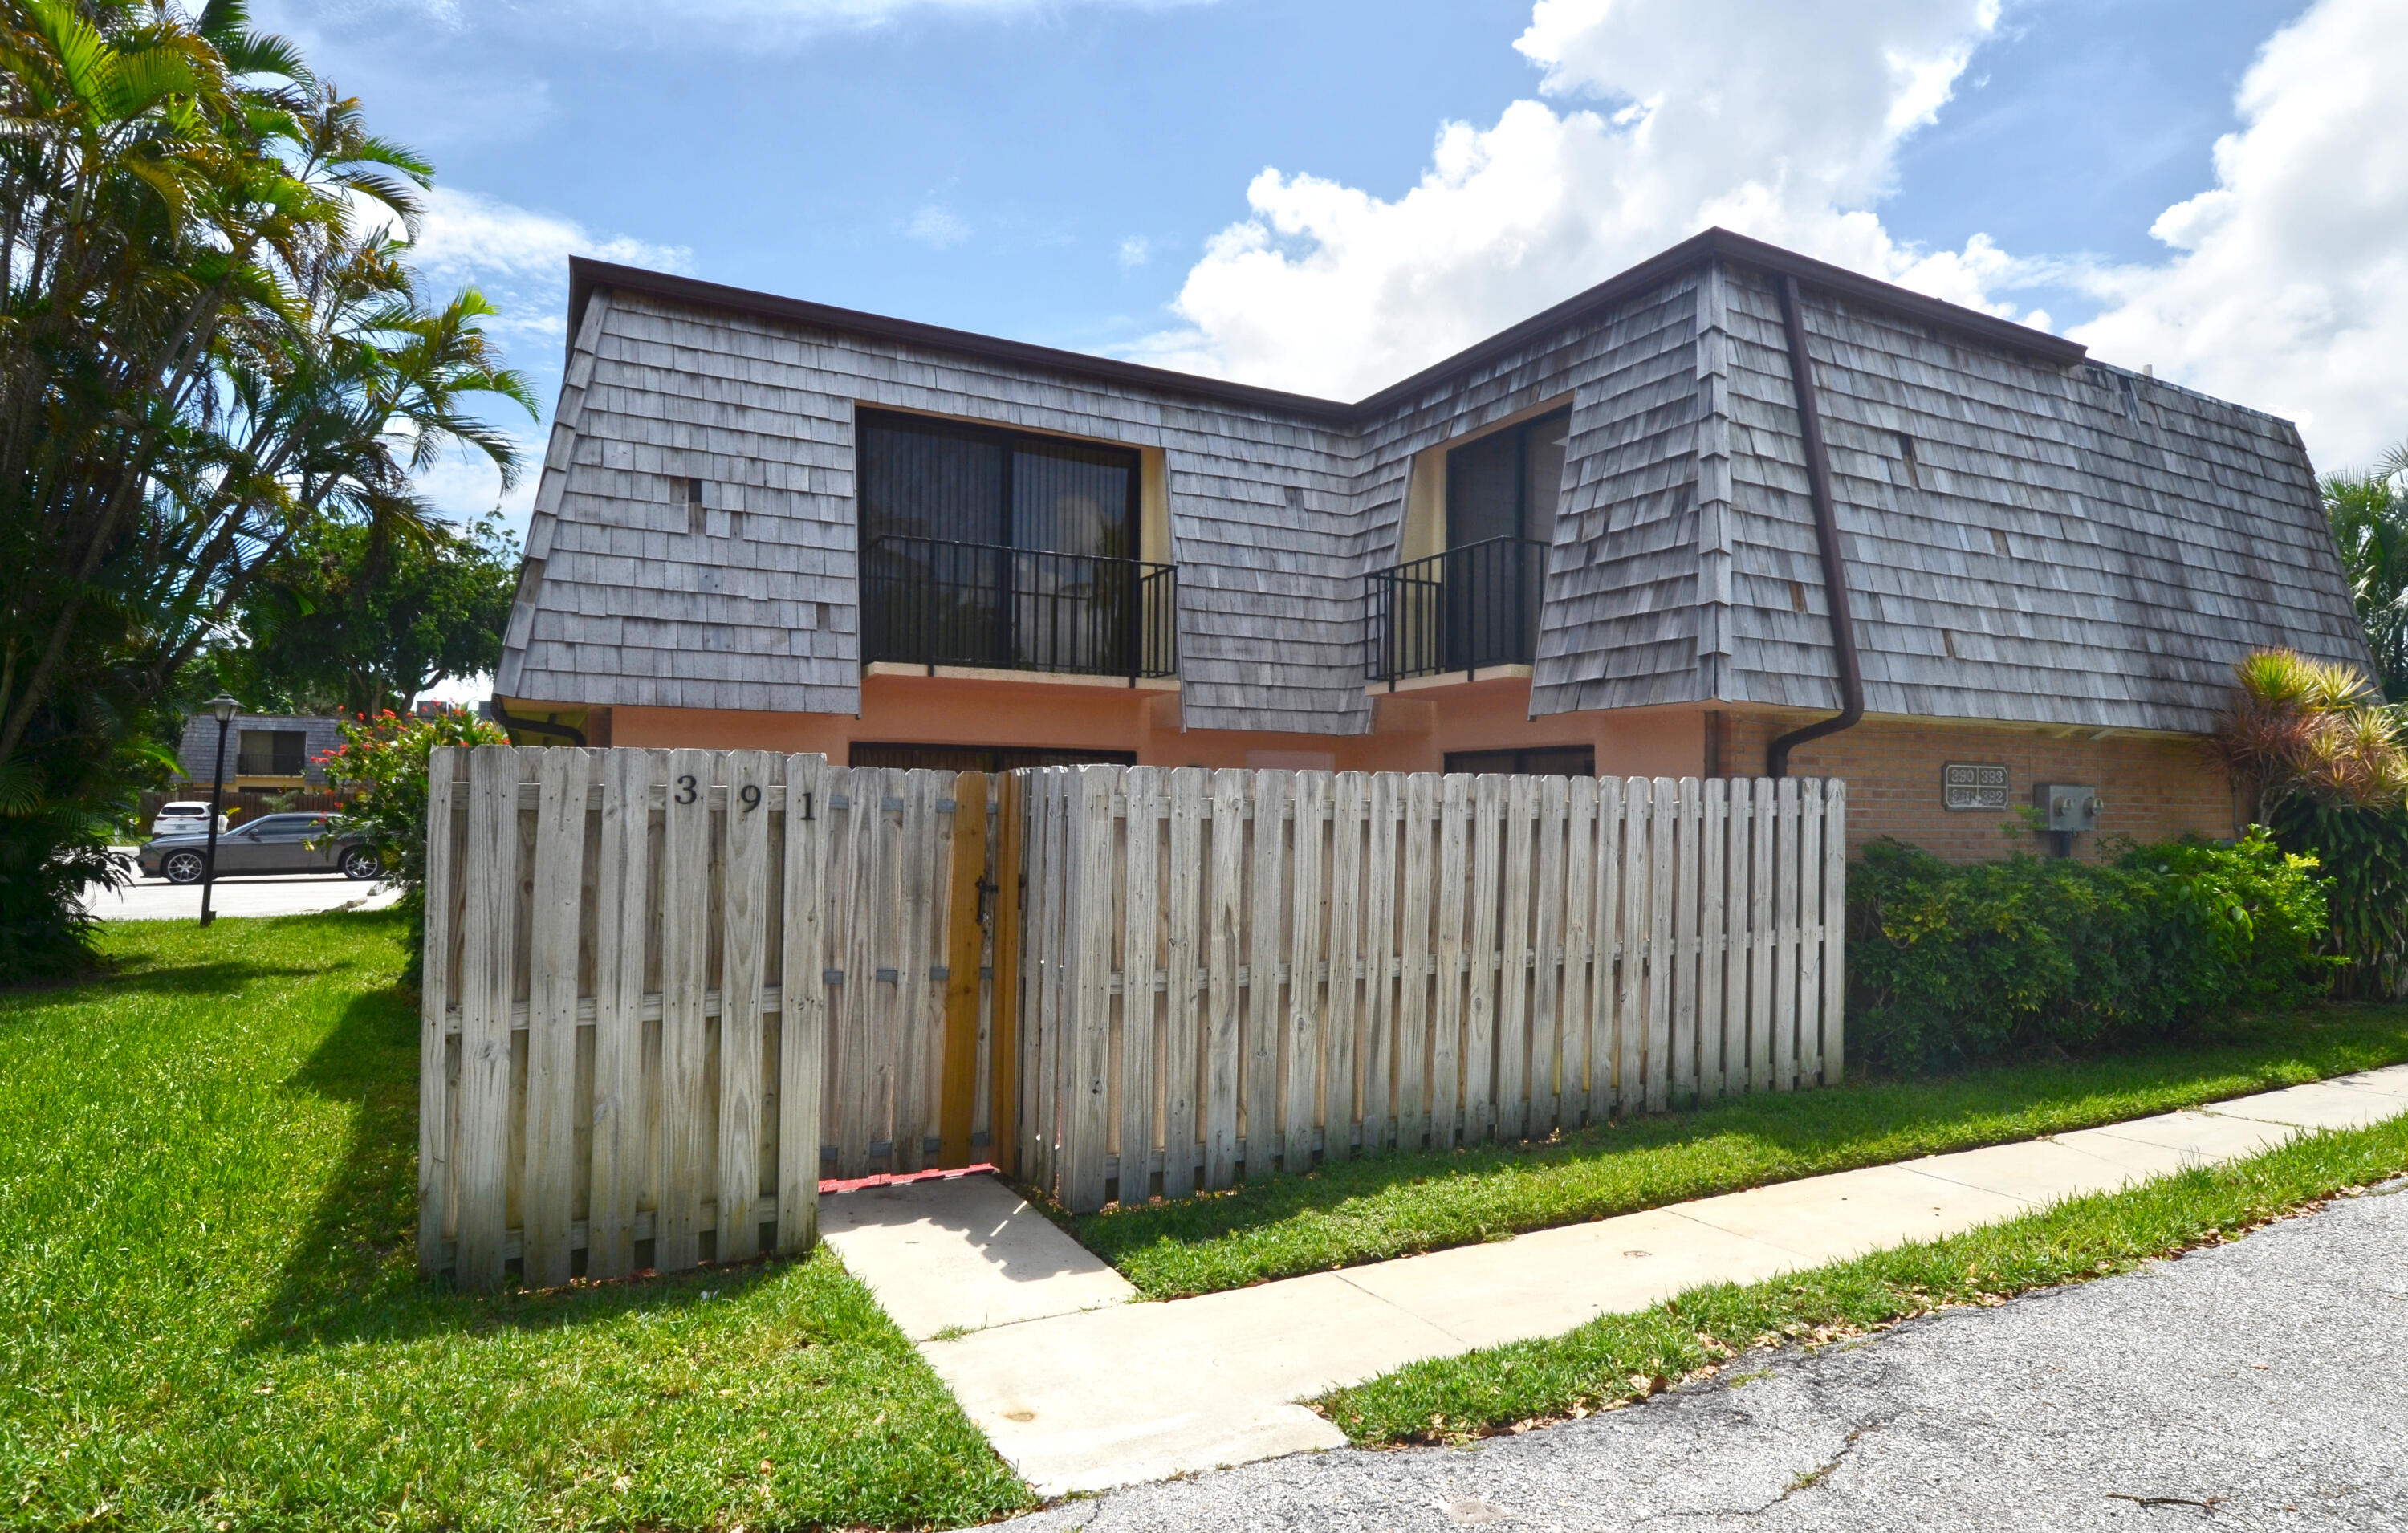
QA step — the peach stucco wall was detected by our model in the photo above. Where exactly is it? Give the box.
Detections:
[539,680,2237,865]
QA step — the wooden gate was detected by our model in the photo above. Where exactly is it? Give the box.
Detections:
[417,746,1019,1289]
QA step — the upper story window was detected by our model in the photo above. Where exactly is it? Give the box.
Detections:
[855,409,1173,679]
[1446,405,1570,551]
[857,409,1137,559]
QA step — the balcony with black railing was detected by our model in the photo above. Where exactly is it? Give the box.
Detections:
[1365,535,1547,684]
[862,535,1178,681]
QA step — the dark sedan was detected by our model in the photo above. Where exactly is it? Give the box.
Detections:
[139,812,382,884]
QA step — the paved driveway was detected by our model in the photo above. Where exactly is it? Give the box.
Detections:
[997,1177,2408,1531]
[90,851,400,922]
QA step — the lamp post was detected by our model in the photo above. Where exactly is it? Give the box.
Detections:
[199,693,239,927]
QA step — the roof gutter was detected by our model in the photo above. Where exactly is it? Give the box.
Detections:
[1766,274,1865,779]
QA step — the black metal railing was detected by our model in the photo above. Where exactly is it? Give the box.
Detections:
[862,535,1178,680]
[1365,536,1547,683]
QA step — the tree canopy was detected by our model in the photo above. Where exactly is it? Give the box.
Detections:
[0,0,532,977]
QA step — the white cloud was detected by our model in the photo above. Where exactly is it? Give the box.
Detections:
[1117,234,1151,270]
[2068,0,2408,469]
[1137,0,2033,399]
[905,203,972,250]
[400,185,691,287]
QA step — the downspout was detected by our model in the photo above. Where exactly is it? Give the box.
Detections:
[490,697,588,747]
[1766,273,1865,778]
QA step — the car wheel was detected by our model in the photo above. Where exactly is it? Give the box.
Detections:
[162,850,206,885]
[340,846,382,880]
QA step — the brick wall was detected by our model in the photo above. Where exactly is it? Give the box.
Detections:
[1714,711,2242,862]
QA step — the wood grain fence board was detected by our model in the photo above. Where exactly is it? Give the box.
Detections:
[1066,765,1117,1211]
[1360,772,1400,1152]
[1530,775,1568,1136]
[1615,778,1649,1115]
[1243,770,1287,1176]
[453,746,524,1288]
[990,770,1026,1177]
[523,746,590,1288]
[1644,779,1676,1112]
[844,767,889,1178]
[1120,766,1163,1202]
[1720,781,1751,1102]
[895,771,940,1174]
[1822,781,1849,1085]
[715,750,772,1259]
[1588,775,1622,1121]
[1698,779,1728,1102]
[585,748,657,1278]
[1204,768,1247,1189]
[1495,775,1535,1143]
[1763,784,1782,1092]
[417,746,462,1277]
[1773,776,1802,1092]
[1323,772,1365,1164]
[1161,768,1205,1198]
[1670,776,1702,1108]
[1030,771,1066,1191]
[1431,774,1470,1151]
[1795,779,1825,1090]
[1560,775,1596,1127]
[779,753,828,1251]
[1283,771,1328,1172]
[939,771,988,1166]
[1397,771,1437,1150]
[655,747,715,1271]
[1464,775,1507,1145]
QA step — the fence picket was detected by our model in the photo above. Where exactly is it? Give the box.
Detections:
[1359,772,1399,1153]
[1121,766,1163,1202]
[717,750,773,1260]
[1588,775,1621,1121]
[1559,775,1596,1128]
[1795,779,1825,1090]
[655,748,715,1269]
[1431,775,1470,1150]
[416,746,462,1278]
[1773,776,1802,1092]
[1161,768,1206,1198]
[523,746,590,1288]
[1671,777,1702,1108]
[1397,772,1436,1150]
[451,746,523,1289]
[1616,778,1649,1114]
[1204,769,1247,1189]
[1720,780,1751,1102]
[1530,775,1568,1137]
[1323,773,1365,1164]
[1243,770,1287,1176]
[1495,775,1535,1142]
[1698,779,1728,1101]
[1749,776,1776,1092]
[1065,766,1117,1211]
[779,753,827,1252]
[1283,772,1328,1172]
[1822,782,1849,1084]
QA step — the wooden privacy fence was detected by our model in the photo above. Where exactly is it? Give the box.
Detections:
[417,746,1026,1290]
[1015,766,1848,1214]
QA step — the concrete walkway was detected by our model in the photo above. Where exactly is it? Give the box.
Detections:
[820,1067,2408,1498]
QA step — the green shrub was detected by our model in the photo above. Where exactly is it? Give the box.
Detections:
[1847,830,2333,1070]
[320,706,506,983]
[2268,796,2408,1000]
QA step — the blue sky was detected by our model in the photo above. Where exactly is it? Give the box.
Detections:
[259,0,2406,541]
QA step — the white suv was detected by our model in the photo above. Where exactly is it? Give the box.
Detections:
[148,801,226,839]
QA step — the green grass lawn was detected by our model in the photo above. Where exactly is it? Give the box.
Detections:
[0,913,1032,1533]
[1318,1111,2408,1445]
[1080,1006,2408,1299]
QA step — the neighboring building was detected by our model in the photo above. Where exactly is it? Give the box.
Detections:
[490,228,2369,860]
[174,712,346,795]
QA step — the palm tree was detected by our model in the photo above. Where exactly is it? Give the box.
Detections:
[2324,441,2408,700]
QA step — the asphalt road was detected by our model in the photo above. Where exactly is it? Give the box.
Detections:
[995,1177,2408,1531]
[87,850,399,921]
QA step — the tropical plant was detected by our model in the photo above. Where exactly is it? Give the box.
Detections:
[2324,441,2408,699]
[317,705,505,980]
[0,2,531,980]
[2209,647,2408,999]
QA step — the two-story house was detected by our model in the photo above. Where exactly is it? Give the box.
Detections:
[490,228,2369,859]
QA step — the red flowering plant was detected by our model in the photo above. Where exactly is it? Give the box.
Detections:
[322,706,506,982]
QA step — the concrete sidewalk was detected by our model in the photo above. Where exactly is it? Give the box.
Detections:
[820,1066,2408,1498]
